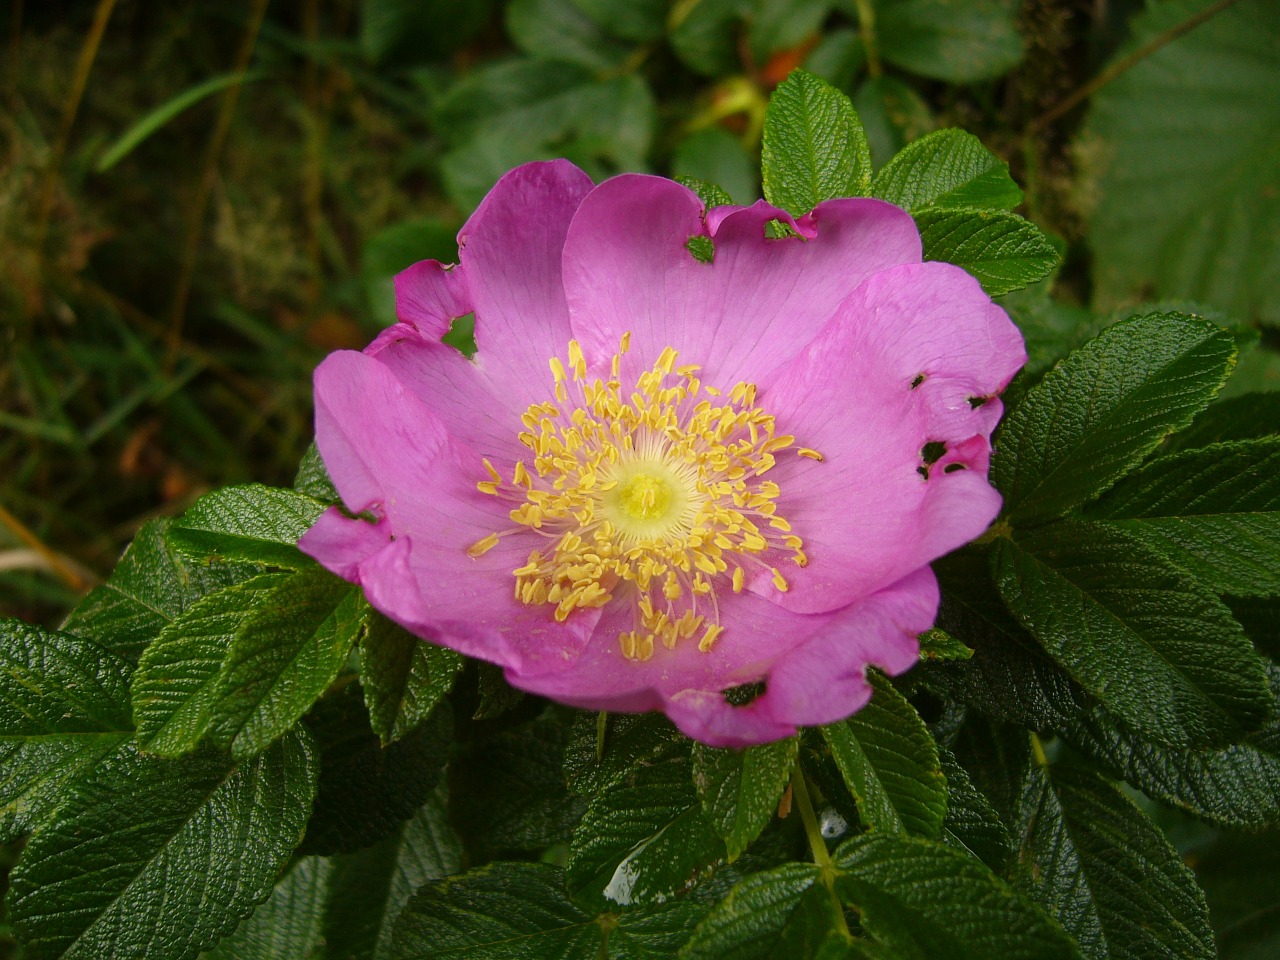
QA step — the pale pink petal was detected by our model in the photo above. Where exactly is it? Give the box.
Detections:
[563,175,921,386]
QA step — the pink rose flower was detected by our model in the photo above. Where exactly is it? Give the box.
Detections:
[299,160,1025,747]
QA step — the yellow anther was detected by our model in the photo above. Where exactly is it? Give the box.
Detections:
[732,567,745,593]
[482,458,502,482]
[770,567,789,592]
[620,331,631,353]
[477,480,499,495]
[797,447,824,461]
[698,624,724,652]
[568,340,586,379]
[549,356,567,382]
[466,533,500,558]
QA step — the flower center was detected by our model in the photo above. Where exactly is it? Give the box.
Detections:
[468,335,818,662]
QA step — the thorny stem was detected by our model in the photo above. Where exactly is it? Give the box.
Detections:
[1029,0,1243,133]
[790,765,853,940]
[164,0,271,375]
[852,0,882,79]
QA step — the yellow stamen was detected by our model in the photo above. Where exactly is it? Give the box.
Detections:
[466,532,500,558]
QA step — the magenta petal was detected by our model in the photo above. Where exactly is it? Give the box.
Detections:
[563,177,921,385]
[298,508,391,582]
[391,259,471,339]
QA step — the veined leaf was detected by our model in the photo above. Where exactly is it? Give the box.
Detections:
[762,69,872,215]
[61,518,250,664]
[567,755,726,910]
[679,862,825,960]
[820,674,946,838]
[294,443,339,503]
[1165,392,1280,453]
[168,484,326,568]
[995,521,1271,747]
[132,572,290,758]
[9,731,317,960]
[877,0,1023,83]
[834,833,1081,959]
[915,208,1058,296]
[203,856,334,960]
[994,312,1236,524]
[692,737,797,861]
[210,567,364,760]
[389,862,710,959]
[1088,439,1280,596]
[938,748,1010,872]
[1015,763,1214,960]
[564,711,684,796]
[359,607,462,745]
[0,621,133,841]
[870,129,1022,213]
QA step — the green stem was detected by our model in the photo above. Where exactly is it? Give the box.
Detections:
[596,710,608,760]
[790,765,852,940]
[1030,731,1050,768]
[852,0,882,79]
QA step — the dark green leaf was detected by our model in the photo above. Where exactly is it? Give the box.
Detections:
[1085,0,1280,327]
[1166,393,1280,453]
[672,128,757,205]
[564,711,684,796]
[168,484,325,569]
[359,608,462,744]
[506,0,635,72]
[361,0,492,63]
[362,218,460,329]
[1015,763,1214,960]
[571,0,666,42]
[917,628,973,662]
[834,833,1081,959]
[937,747,1010,872]
[567,755,726,909]
[0,621,132,841]
[820,675,946,837]
[802,28,865,92]
[473,661,525,720]
[132,572,290,758]
[748,0,832,64]
[692,737,797,861]
[210,567,364,759]
[995,521,1271,747]
[669,0,751,76]
[871,129,1022,213]
[10,732,317,960]
[300,685,450,856]
[1193,827,1280,960]
[762,69,872,215]
[854,75,934,171]
[294,443,339,503]
[61,518,250,663]
[878,0,1023,82]
[679,862,824,960]
[433,58,594,146]
[993,312,1236,524]
[1228,594,1280,660]
[390,861,710,959]
[1088,439,1280,596]
[203,857,333,960]
[915,208,1058,296]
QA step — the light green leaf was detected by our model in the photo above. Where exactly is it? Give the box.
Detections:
[210,567,364,759]
[10,731,317,960]
[915,208,1058,296]
[917,627,973,662]
[762,69,872,215]
[692,737,797,861]
[834,833,1081,959]
[567,755,726,909]
[1015,763,1215,960]
[679,862,824,960]
[1085,0,1280,326]
[0,620,133,842]
[994,520,1271,747]
[993,312,1236,524]
[359,606,462,744]
[877,0,1023,82]
[168,484,326,568]
[1088,439,1280,596]
[133,572,290,758]
[820,674,946,837]
[871,129,1022,213]
[61,518,251,664]
[389,861,710,959]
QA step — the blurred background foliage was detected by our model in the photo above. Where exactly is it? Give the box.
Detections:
[1,0,1277,629]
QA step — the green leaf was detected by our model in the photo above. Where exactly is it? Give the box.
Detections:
[668,0,751,76]
[993,312,1237,524]
[567,755,726,909]
[299,685,451,856]
[679,862,825,960]
[360,0,492,63]
[748,0,832,64]
[877,0,1024,82]
[359,607,462,744]
[61,518,251,663]
[915,208,1058,296]
[1087,439,1280,596]
[672,128,758,206]
[1014,763,1215,960]
[917,627,973,662]
[132,572,290,758]
[833,833,1081,959]
[854,75,934,171]
[995,520,1271,747]
[1085,0,1280,327]
[871,129,1022,213]
[819,674,946,838]
[803,29,866,92]
[10,731,317,960]
[168,484,326,568]
[210,567,364,759]
[1166,392,1280,454]
[1193,827,1280,960]
[677,175,736,211]
[390,861,710,959]
[0,621,133,841]
[937,748,1010,872]
[572,0,666,42]
[564,711,684,796]
[361,217,460,329]
[202,856,333,960]
[762,69,872,215]
[506,0,635,71]
[692,737,797,861]
[294,443,339,503]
